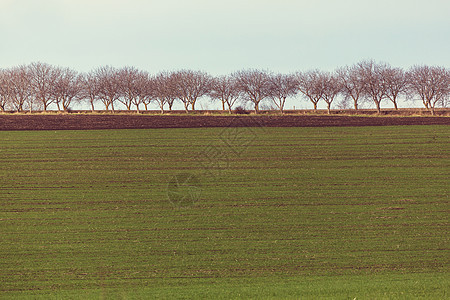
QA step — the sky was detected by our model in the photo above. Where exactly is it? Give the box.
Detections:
[1,0,450,76]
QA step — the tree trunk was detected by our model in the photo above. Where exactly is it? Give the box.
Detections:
[222,101,225,111]
[136,104,140,113]
[279,102,284,114]
[430,106,435,116]
[313,102,317,112]
[375,101,381,113]
[191,101,196,111]
[353,100,358,110]
[280,97,285,114]
[393,101,398,110]
[327,103,331,114]
[254,102,259,114]
[227,102,233,114]
[90,101,95,112]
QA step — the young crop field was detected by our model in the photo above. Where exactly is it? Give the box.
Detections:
[0,125,448,298]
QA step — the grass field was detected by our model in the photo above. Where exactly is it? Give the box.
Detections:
[0,125,448,299]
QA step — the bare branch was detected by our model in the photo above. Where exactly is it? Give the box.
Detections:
[29,62,59,111]
[320,71,342,114]
[209,75,241,113]
[296,70,324,112]
[94,66,121,112]
[232,69,272,113]
[337,65,366,110]
[358,60,389,113]
[407,65,450,115]
[173,70,212,112]
[268,73,298,113]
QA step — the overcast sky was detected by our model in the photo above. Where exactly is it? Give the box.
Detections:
[1,0,449,75]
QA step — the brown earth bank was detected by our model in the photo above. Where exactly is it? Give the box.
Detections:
[0,114,449,130]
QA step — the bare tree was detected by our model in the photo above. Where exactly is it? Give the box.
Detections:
[95,66,121,112]
[117,66,142,111]
[80,72,100,112]
[358,60,388,113]
[209,75,241,113]
[268,73,298,113]
[29,62,59,111]
[3,61,449,115]
[337,65,366,110]
[296,70,324,112]
[8,66,34,112]
[321,71,342,114]
[0,69,12,111]
[382,65,408,110]
[233,69,272,113]
[173,70,212,112]
[407,65,450,115]
[154,71,178,113]
[135,71,154,112]
[442,69,450,108]
[50,67,64,111]
[52,67,82,112]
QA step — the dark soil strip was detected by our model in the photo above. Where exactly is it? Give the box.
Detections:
[0,115,449,131]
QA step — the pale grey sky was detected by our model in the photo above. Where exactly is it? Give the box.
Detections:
[1,0,449,75]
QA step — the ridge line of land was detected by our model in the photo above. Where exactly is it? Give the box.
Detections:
[0,115,449,130]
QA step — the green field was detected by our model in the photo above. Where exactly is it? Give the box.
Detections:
[0,125,449,299]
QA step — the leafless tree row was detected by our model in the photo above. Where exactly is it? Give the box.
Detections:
[0,61,448,114]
